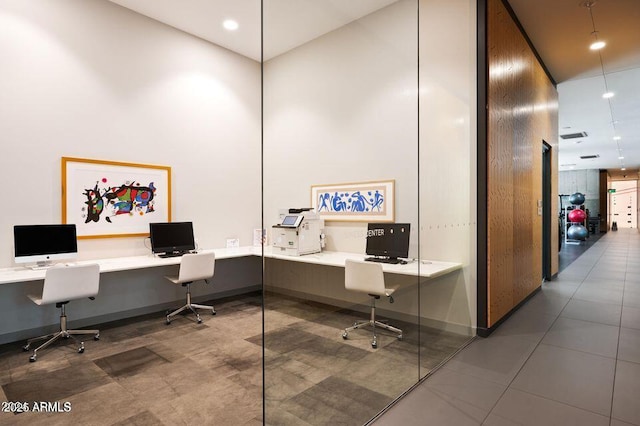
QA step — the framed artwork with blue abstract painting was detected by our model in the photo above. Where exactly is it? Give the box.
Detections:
[311,180,394,222]
[62,157,171,239]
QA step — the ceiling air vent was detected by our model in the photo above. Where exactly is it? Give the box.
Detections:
[580,154,600,159]
[560,132,588,139]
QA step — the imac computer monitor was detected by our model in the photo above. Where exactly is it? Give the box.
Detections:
[149,222,196,258]
[14,224,78,268]
[365,223,410,264]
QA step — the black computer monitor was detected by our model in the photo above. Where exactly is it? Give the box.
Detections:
[149,222,196,257]
[365,223,410,262]
[14,224,78,267]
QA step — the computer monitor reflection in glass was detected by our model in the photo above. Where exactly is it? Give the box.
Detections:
[149,221,196,258]
[365,223,410,264]
[13,224,78,269]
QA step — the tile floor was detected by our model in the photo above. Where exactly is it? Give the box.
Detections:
[375,228,640,426]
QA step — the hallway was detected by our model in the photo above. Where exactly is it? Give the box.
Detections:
[375,229,640,425]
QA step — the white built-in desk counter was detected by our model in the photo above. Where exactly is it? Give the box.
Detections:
[261,247,462,279]
[0,246,462,285]
[0,247,463,343]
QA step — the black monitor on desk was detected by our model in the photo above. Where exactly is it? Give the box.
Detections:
[149,222,196,258]
[365,223,410,264]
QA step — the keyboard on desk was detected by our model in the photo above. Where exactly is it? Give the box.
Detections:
[158,251,191,258]
[364,257,405,265]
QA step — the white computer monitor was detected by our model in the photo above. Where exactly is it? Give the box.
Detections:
[13,224,78,268]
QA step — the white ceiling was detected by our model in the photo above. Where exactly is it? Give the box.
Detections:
[108,0,397,61]
[508,0,640,174]
[108,0,640,175]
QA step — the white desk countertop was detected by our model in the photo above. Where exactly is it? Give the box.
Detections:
[0,246,462,285]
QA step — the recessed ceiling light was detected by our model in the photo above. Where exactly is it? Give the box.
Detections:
[618,156,625,160]
[223,19,239,31]
[613,136,621,140]
[590,41,606,50]
[602,92,615,99]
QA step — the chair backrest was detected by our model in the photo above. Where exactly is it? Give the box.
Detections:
[41,263,100,305]
[345,259,386,296]
[177,252,215,283]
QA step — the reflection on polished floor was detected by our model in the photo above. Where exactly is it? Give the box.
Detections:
[0,290,470,425]
[261,293,471,425]
[376,228,640,426]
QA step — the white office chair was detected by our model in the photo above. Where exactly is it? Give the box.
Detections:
[23,263,100,362]
[342,259,403,348]
[165,252,216,324]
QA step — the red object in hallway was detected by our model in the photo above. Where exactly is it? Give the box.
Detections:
[568,209,586,223]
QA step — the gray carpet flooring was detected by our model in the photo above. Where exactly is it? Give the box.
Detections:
[0,292,470,425]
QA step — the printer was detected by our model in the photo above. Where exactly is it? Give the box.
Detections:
[272,208,323,256]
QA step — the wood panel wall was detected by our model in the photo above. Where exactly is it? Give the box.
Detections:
[486,0,559,327]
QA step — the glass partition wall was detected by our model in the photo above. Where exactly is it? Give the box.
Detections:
[262,0,475,424]
[261,0,471,424]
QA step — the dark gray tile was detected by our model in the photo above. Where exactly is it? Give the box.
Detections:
[489,388,610,426]
[613,360,640,425]
[621,306,640,330]
[511,344,615,416]
[560,299,622,326]
[248,328,317,354]
[112,410,162,426]
[374,381,483,426]
[283,376,391,425]
[491,309,557,342]
[2,362,111,402]
[618,327,640,364]
[94,346,170,378]
[444,335,538,385]
[518,292,570,318]
[423,367,506,420]
[541,317,619,358]
[573,286,624,305]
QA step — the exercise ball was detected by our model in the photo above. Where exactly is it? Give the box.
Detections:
[568,209,586,223]
[569,192,585,205]
[567,224,588,240]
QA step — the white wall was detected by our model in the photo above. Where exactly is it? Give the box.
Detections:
[0,0,261,267]
[419,0,476,329]
[611,180,638,229]
[263,0,476,332]
[0,0,262,342]
[264,0,419,255]
[559,169,600,216]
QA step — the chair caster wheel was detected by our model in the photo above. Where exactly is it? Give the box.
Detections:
[23,345,30,352]
[78,347,85,354]
[94,334,100,341]
[342,332,348,340]
[29,355,36,362]
[197,319,202,324]
[397,335,403,340]
[165,319,171,325]
[211,311,216,315]
[371,342,377,349]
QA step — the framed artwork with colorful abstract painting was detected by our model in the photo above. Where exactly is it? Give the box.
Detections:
[311,180,394,222]
[62,157,171,239]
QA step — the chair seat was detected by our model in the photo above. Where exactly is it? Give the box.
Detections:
[364,287,397,298]
[27,294,43,305]
[165,275,180,284]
